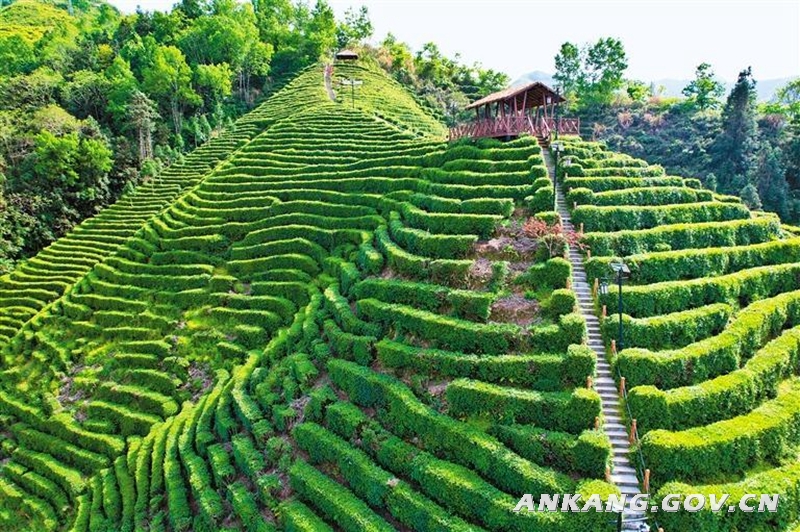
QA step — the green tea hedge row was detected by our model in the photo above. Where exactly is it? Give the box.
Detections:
[420,181,535,201]
[376,340,594,389]
[400,203,500,239]
[327,359,572,497]
[652,463,800,531]
[615,289,800,388]
[587,238,800,284]
[289,460,394,532]
[323,320,375,366]
[629,326,800,432]
[322,284,380,337]
[294,422,479,532]
[567,186,712,208]
[640,382,800,482]
[354,278,493,321]
[406,192,514,216]
[490,425,610,478]
[601,303,731,351]
[515,258,571,290]
[375,226,472,285]
[599,263,800,319]
[572,202,750,232]
[446,379,600,433]
[278,500,334,532]
[529,313,586,353]
[323,396,615,532]
[357,298,518,354]
[563,176,687,192]
[389,214,477,260]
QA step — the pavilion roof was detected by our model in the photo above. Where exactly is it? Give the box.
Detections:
[465,81,566,110]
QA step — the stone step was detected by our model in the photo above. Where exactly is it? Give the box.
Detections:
[614,464,638,475]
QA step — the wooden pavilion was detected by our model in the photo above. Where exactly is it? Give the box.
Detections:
[449,81,580,141]
[335,49,359,61]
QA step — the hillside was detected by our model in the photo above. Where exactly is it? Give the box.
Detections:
[3,57,800,532]
[0,62,618,531]
[0,0,75,43]
[557,138,800,530]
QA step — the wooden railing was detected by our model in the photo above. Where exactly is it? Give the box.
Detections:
[448,116,580,141]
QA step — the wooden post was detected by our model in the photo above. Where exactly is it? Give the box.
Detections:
[611,339,616,354]
[630,419,637,444]
[566,278,572,290]
[602,305,607,318]
[587,249,591,259]
[605,466,611,482]
[593,278,599,297]
[644,469,651,493]
[619,376,626,397]
[579,222,584,233]
[595,416,601,430]
[573,201,577,210]
[586,376,593,389]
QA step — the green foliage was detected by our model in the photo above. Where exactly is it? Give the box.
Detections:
[516,257,572,290]
[491,425,611,478]
[640,381,800,482]
[682,62,725,111]
[446,379,601,433]
[629,326,800,432]
[615,289,800,388]
[554,37,628,109]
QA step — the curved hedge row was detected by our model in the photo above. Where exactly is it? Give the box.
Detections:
[629,326,800,432]
[586,238,800,284]
[615,289,800,388]
[640,381,800,482]
[571,202,750,232]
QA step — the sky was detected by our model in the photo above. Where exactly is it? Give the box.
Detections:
[108,0,800,83]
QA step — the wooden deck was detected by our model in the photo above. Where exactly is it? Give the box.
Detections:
[448,116,580,142]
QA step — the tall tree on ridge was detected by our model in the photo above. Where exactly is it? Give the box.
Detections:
[710,67,759,195]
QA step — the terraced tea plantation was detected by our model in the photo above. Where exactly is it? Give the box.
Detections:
[561,137,800,531]
[2,60,795,532]
[0,63,619,532]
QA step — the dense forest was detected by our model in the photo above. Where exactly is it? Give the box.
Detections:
[0,0,508,273]
[551,39,800,223]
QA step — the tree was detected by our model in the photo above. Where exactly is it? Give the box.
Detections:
[303,0,337,62]
[682,63,725,111]
[626,80,650,102]
[0,35,36,76]
[751,142,789,219]
[583,38,628,107]
[709,67,759,194]
[336,6,373,49]
[195,63,233,106]
[775,79,800,120]
[127,90,159,163]
[553,42,581,100]
[553,38,628,109]
[63,70,110,120]
[142,45,200,134]
[740,183,762,210]
[105,56,139,127]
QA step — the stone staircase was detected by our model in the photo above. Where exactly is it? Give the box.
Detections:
[542,142,649,529]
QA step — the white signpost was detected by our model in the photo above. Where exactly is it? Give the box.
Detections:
[338,79,363,109]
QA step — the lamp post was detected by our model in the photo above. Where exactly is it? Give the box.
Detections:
[599,259,631,351]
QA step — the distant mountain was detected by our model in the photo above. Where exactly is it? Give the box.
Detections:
[511,71,555,88]
[513,70,797,102]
